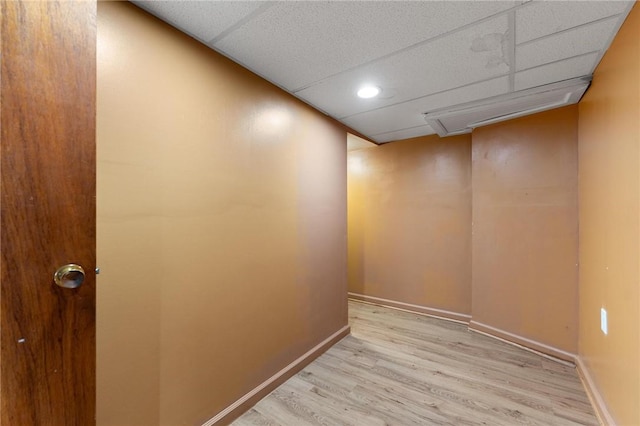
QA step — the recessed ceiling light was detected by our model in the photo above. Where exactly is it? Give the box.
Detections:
[357,85,381,99]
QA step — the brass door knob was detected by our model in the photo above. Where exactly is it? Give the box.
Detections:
[53,264,85,289]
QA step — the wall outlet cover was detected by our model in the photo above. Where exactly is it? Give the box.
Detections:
[600,308,608,335]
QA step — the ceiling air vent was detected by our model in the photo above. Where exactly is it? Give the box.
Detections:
[423,77,591,137]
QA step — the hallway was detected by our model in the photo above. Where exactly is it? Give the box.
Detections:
[234,302,597,426]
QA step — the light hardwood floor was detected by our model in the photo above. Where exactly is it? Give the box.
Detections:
[232,301,597,425]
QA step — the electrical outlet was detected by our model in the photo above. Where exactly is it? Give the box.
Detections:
[601,308,608,335]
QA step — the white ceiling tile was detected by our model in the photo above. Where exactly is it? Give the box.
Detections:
[213,1,517,91]
[516,16,620,71]
[134,1,632,142]
[373,125,437,144]
[133,1,267,43]
[514,52,598,91]
[343,77,510,137]
[295,15,511,119]
[516,1,631,44]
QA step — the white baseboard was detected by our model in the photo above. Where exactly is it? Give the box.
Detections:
[575,356,616,426]
[348,292,471,324]
[201,325,350,426]
[468,320,576,365]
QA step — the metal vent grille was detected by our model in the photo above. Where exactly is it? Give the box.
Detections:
[423,77,591,137]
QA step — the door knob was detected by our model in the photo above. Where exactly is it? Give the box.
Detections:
[53,264,85,289]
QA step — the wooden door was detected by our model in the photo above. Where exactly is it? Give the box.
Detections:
[0,1,96,424]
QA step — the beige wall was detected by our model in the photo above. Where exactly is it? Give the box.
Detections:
[578,3,639,425]
[97,3,347,425]
[348,109,579,355]
[348,135,472,317]
[471,106,579,355]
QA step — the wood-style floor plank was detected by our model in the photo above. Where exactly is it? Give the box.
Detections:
[232,301,597,426]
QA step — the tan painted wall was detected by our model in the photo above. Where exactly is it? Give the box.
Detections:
[96,3,347,425]
[471,106,579,354]
[578,3,640,424]
[348,135,472,315]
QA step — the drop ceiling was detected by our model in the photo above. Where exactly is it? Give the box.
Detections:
[132,1,634,144]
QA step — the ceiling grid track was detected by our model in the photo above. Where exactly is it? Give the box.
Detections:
[508,10,516,93]
[515,13,624,48]
[207,2,275,46]
[340,74,511,121]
